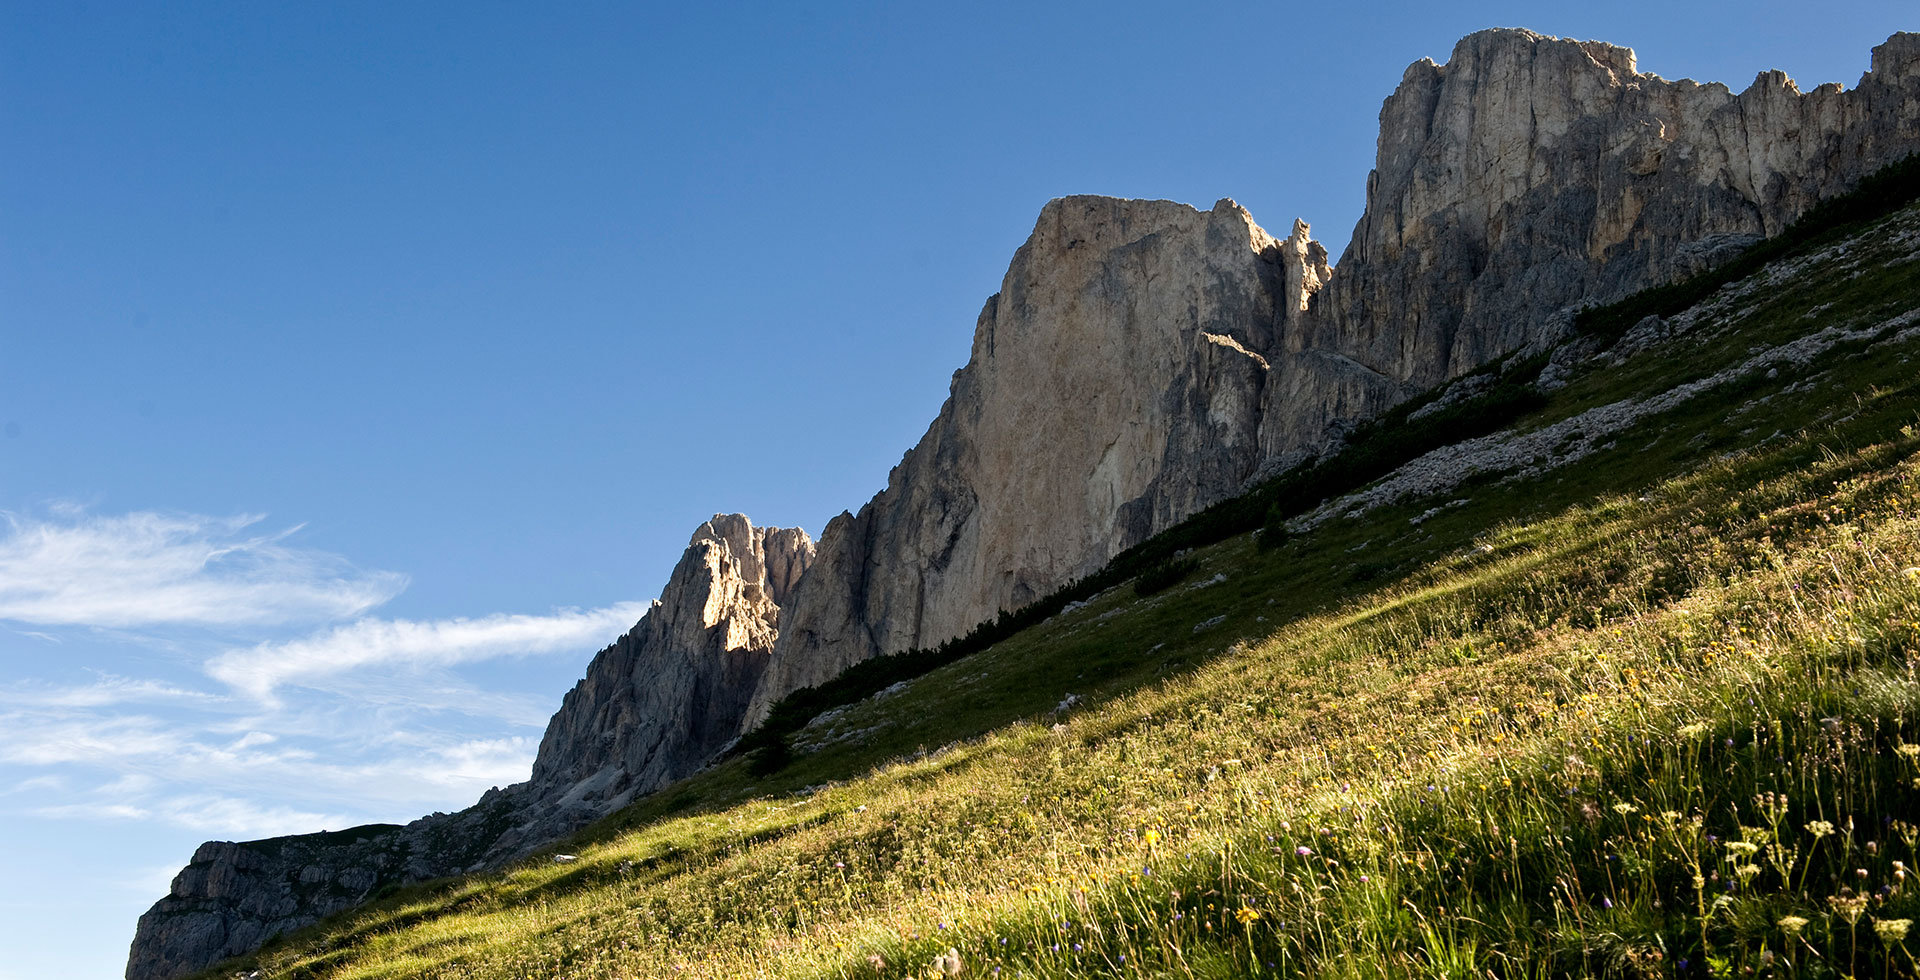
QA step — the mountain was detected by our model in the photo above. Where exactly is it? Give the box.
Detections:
[157,149,1920,980]
[126,27,1920,980]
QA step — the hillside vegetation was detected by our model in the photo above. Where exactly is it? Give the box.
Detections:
[203,194,1920,979]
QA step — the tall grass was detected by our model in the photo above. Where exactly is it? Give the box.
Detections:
[214,403,1920,979]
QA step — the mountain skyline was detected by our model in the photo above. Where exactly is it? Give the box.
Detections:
[3,4,1914,977]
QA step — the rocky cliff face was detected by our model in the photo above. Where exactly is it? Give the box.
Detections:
[524,515,813,819]
[755,196,1322,710]
[765,30,1920,698]
[1288,28,1920,443]
[126,515,812,980]
[130,30,1920,980]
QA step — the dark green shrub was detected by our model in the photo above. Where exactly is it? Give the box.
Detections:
[1132,556,1199,597]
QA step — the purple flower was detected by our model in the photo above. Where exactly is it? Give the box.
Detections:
[1296,846,1313,857]
[1602,897,1613,909]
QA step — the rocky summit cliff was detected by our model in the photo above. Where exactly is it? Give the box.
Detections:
[757,197,1322,709]
[129,28,1920,980]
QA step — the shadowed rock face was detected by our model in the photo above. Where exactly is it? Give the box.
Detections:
[125,516,812,980]
[1288,28,1920,443]
[130,30,1920,980]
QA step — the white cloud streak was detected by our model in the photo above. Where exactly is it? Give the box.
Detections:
[34,796,353,838]
[0,715,189,765]
[205,603,649,701]
[0,509,407,629]
[0,674,223,709]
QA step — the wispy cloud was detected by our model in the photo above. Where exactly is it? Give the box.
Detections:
[0,715,188,765]
[0,674,223,708]
[205,603,648,701]
[35,795,353,838]
[0,509,407,629]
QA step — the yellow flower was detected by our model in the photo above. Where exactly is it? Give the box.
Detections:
[1143,829,1161,846]
[1234,906,1261,925]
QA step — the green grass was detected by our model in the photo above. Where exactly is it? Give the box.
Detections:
[195,201,1920,979]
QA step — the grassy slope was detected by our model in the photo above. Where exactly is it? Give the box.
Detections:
[207,202,1920,980]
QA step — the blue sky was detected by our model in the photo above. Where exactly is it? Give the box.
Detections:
[2,2,1912,976]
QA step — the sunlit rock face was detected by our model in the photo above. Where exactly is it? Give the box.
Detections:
[525,514,814,816]
[755,196,1324,716]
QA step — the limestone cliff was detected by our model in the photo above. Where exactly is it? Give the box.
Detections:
[755,197,1321,711]
[1271,28,1920,456]
[125,515,812,980]
[524,515,813,820]
[764,30,1920,702]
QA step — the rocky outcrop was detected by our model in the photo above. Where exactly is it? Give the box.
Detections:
[126,515,812,980]
[1289,28,1920,437]
[126,829,400,980]
[522,516,813,822]
[754,196,1322,712]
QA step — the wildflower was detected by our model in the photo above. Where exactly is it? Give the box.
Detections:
[1875,918,1913,943]
[1726,841,1761,857]
[1143,829,1161,846]
[1778,915,1810,935]
[1830,894,1869,925]
[1613,802,1638,815]
[1235,906,1261,924]
[1295,846,1312,857]
[1807,820,1837,838]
